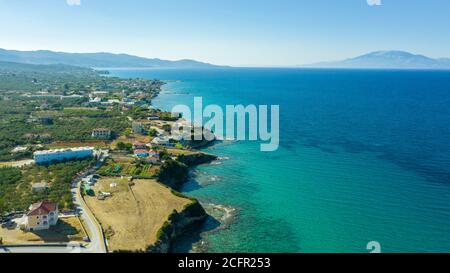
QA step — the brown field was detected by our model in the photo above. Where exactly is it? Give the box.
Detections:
[97,154,160,177]
[0,217,87,245]
[84,177,191,252]
[111,135,152,149]
[109,153,135,163]
[166,148,198,156]
[0,159,34,168]
[64,107,98,111]
[46,140,110,149]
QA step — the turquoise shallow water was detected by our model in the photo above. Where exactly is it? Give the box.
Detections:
[109,68,450,253]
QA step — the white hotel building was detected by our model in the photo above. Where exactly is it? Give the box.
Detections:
[34,147,94,165]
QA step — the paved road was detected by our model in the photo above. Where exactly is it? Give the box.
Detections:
[0,152,108,254]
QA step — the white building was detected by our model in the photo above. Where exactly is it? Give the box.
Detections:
[92,128,112,139]
[34,147,94,165]
[31,182,49,192]
[151,136,170,146]
[89,97,102,104]
[91,91,109,98]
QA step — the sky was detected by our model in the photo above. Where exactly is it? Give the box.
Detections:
[0,0,450,66]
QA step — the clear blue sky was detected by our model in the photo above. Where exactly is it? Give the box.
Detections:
[1,0,449,66]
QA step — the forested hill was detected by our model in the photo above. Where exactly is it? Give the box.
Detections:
[0,61,100,92]
[0,48,223,68]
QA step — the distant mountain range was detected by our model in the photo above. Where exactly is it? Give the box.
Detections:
[1,48,449,70]
[0,48,223,69]
[305,51,450,69]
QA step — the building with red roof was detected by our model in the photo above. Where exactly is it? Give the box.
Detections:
[24,201,59,231]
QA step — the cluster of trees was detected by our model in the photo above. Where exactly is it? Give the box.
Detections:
[115,142,133,151]
[97,159,157,178]
[157,159,189,189]
[0,61,97,93]
[0,61,164,161]
[0,99,130,161]
[0,159,93,214]
[0,61,161,96]
[0,167,22,186]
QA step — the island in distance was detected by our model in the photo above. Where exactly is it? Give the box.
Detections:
[303,50,450,69]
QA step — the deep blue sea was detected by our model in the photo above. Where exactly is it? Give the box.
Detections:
[109,68,450,253]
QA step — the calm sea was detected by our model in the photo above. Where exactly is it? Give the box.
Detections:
[109,68,450,253]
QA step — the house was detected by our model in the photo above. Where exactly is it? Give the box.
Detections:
[38,116,54,125]
[133,142,147,150]
[39,103,50,110]
[151,136,170,146]
[171,112,182,119]
[147,116,159,121]
[23,201,58,231]
[146,155,160,164]
[60,94,83,100]
[132,122,146,135]
[88,97,102,105]
[34,147,94,165]
[91,91,109,98]
[134,149,149,157]
[11,146,28,154]
[107,99,121,104]
[31,182,49,192]
[92,128,112,139]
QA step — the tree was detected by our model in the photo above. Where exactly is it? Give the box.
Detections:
[158,159,189,188]
[175,142,183,149]
[116,141,132,151]
[162,124,171,133]
[123,128,133,137]
[149,128,158,137]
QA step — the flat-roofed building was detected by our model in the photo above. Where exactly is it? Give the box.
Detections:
[31,182,49,192]
[34,147,94,165]
[92,128,112,139]
[132,122,146,135]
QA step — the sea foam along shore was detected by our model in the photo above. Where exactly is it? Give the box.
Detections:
[147,81,236,253]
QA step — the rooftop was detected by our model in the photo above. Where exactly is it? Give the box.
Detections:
[34,147,94,156]
[134,149,149,154]
[27,201,58,216]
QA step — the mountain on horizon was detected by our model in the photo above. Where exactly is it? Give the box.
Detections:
[0,48,224,69]
[305,51,450,69]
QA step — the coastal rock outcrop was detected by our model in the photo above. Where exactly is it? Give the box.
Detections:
[176,152,218,167]
[147,199,207,253]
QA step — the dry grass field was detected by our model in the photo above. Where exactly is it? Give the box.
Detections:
[0,159,34,168]
[46,140,110,149]
[166,148,198,156]
[111,135,152,148]
[84,177,191,252]
[0,217,86,245]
